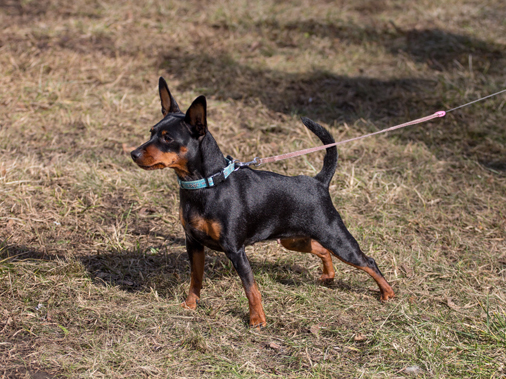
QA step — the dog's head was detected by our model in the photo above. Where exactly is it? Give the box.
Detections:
[130,77,209,177]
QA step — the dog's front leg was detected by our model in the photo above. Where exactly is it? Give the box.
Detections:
[182,236,205,310]
[225,246,266,328]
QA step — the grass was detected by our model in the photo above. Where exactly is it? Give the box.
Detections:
[1,0,506,377]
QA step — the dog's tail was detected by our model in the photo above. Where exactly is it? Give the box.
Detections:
[300,117,338,188]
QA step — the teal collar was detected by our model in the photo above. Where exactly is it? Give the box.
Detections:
[177,158,236,190]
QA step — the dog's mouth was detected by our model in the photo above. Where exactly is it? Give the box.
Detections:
[137,163,166,170]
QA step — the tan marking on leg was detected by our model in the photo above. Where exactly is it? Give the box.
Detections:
[279,238,311,252]
[244,281,266,328]
[360,266,395,301]
[181,246,205,310]
[310,240,335,282]
[334,256,395,301]
[279,238,335,282]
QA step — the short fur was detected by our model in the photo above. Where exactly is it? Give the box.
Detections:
[131,78,394,327]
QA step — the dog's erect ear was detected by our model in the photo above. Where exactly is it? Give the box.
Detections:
[185,96,207,138]
[159,77,181,116]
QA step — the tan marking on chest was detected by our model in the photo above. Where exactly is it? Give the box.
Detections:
[189,216,222,241]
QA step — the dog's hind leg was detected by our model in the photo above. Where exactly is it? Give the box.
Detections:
[279,238,335,282]
[317,216,395,301]
[336,254,395,301]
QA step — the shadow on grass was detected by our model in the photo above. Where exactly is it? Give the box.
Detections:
[251,256,380,299]
[271,20,504,73]
[163,48,506,169]
[0,240,187,295]
[159,25,505,168]
[79,244,331,295]
[1,239,370,299]
[79,237,188,294]
[2,0,504,166]
[0,0,52,17]
[159,23,504,123]
[0,243,64,262]
[161,51,437,124]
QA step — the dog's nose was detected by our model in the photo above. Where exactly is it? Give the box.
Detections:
[131,149,142,161]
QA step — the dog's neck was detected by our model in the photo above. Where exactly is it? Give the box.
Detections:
[180,132,228,182]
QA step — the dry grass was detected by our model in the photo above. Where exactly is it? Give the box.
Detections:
[1,0,506,377]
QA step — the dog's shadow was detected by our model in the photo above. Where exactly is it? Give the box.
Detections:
[79,237,187,294]
[2,240,378,301]
[77,237,321,293]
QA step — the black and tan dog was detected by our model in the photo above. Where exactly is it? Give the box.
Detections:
[131,78,394,327]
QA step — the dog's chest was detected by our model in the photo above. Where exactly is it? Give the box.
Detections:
[179,205,223,249]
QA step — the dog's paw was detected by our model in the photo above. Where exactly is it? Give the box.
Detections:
[249,315,267,330]
[380,290,395,301]
[318,274,335,284]
[181,295,199,310]
[181,301,197,310]
[249,321,267,330]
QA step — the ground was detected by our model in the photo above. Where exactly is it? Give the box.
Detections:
[1,0,505,378]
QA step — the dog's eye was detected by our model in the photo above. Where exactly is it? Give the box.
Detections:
[163,135,172,143]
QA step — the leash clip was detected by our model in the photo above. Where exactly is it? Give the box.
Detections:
[231,156,261,170]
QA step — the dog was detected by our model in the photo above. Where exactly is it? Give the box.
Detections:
[131,77,394,327]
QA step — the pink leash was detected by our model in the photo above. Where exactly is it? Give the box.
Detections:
[235,89,506,167]
[257,111,445,165]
